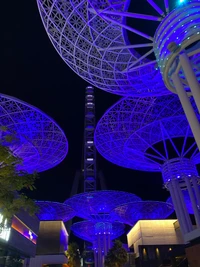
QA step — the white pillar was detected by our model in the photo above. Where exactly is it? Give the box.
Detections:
[179,53,200,114]
[176,183,193,232]
[185,176,200,226]
[168,181,187,234]
[172,73,200,151]
[192,176,200,209]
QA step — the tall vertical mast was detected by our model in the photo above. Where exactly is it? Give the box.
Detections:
[84,86,96,192]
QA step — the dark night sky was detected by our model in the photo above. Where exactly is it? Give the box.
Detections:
[1,0,170,203]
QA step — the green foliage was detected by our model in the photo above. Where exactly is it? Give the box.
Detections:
[66,243,81,267]
[104,240,127,267]
[0,134,38,222]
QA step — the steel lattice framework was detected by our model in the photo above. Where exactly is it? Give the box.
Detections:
[35,201,75,221]
[0,94,68,173]
[84,86,97,192]
[71,221,124,243]
[36,0,168,96]
[111,201,174,226]
[167,191,196,215]
[64,190,141,221]
[94,94,200,172]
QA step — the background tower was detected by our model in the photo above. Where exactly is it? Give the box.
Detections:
[84,86,97,192]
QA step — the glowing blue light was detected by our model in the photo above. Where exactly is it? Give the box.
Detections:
[95,95,200,172]
[35,201,75,222]
[0,94,68,173]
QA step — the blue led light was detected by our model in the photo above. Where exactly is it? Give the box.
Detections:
[35,201,75,221]
[0,94,68,173]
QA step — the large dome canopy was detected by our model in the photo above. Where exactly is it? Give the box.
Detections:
[95,95,200,172]
[36,0,167,96]
[0,94,68,173]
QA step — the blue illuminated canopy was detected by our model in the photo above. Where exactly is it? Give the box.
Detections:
[95,95,200,172]
[64,190,141,221]
[35,201,75,221]
[0,94,68,173]
[111,201,174,226]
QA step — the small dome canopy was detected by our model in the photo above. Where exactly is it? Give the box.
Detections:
[0,94,68,173]
[64,190,141,221]
[35,201,75,221]
[71,220,125,242]
[111,201,174,226]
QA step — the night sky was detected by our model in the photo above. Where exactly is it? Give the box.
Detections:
[1,0,170,204]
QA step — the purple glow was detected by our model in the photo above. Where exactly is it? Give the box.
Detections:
[36,0,168,97]
[35,201,75,221]
[64,190,141,221]
[111,201,174,226]
[95,94,200,172]
[0,94,68,173]
[154,1,200,92]
[71,221,124,242]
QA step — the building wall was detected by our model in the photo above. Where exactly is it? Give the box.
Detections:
[28,254,68,267]
[36,221,68,255]
[127,220,184,257]
[185,243,200,267]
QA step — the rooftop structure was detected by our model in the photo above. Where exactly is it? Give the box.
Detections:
[36,0,167,96]
[35,201,75,221]
[64,190,141,221]
[95,94,200,238]
[0,94,68,173]
[111,201,174,226]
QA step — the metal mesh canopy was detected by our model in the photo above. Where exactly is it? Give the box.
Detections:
[35,201,75,221]
[167,191,196,215]
[0,94,68,173]
[36,0,168,96]
[111,201,174,226]
[64,190,141,221]
[71,220,124,242]
[95,94,200,172]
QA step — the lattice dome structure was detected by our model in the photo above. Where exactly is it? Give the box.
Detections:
[95,94,200,173]
[0,94,68,173]
[95,94,200,236]
[167,191,196,215]
[111,201,174,226]
[71,221,124,243]
[64,190,141,221]
[35,201,75,221]
[154,0,200,92]
[36,0,169,96]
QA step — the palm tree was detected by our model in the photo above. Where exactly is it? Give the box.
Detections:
[104,240,127,267]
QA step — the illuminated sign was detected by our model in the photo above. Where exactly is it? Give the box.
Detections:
[0,214,11,241]
[11,216,37,244]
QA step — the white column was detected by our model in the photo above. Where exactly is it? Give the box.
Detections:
[176,183,193,232]
[185,177,200,227]
[192,176,200,208]
[168,181,187,234]
[179,53,200,114]
[172,73,200,151]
